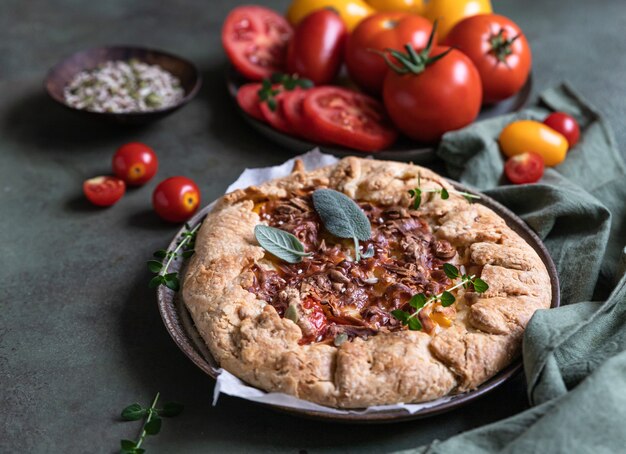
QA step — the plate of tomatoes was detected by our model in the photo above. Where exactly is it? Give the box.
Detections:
[222,2,533,161]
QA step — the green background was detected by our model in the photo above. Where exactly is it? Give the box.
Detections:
[1,0,625,452]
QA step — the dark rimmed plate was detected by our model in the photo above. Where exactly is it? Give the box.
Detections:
[157,179,559,423]
[45,45,202,124]
[226,66,533,163]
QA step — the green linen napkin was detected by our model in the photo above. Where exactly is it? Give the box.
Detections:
[404,84,626,453]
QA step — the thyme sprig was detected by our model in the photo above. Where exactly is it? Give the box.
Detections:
[257,73,314,111]
[409,176,480,209]
[120,392,184,454]
[148,223,200,291]
[391,264,489,331]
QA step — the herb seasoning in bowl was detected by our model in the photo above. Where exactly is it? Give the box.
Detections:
[45,46,201,124]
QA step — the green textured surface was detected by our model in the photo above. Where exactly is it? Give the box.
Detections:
[1,0,625,452]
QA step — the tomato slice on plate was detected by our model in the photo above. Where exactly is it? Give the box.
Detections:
[282,89,318,141]
[83,176,126,207]
[259,89,296,135]
[222,6,293,81]
[302,86,398,151]
[236,83,264,121]
[504,152,545,184]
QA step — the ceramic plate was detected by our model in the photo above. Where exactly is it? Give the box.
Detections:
[226,67,533,164]
[157,180,559,423]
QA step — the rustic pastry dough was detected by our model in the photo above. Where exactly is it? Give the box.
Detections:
[182,158,551,408]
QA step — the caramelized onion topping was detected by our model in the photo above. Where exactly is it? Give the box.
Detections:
[247,193,455,344]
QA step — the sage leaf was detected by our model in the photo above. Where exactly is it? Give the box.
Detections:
[440,291,455,307]
[312,189,371,261]
[159,402,184,418]
[254,225,311,263]
[121,403,146,421]
[145,417,162,435]
[472,277,489,293]
[443,263,459,279]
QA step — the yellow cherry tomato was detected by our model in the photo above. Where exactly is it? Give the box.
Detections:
[499,120,569,167]
[286,0,375,31]
[365,0,424,14]
[423,0,492,40]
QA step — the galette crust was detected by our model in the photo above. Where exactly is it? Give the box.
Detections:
[182,158,552,408]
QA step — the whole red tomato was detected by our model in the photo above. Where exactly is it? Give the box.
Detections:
[152,177,200,223]
[286,9,347,85]
[544,112,580,147]
[112,142,158,186]
[345,12,434,94]
[445,14,531,104]
[381,42,482,143]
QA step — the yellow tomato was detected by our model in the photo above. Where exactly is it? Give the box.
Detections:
[286,0,375,31]
[365,0,424,14]
[423,0,492,40]
[499,120,569,167]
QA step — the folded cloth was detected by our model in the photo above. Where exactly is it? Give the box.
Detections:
[404,84,626,453]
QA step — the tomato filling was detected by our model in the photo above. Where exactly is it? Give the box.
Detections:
[247,191,459,345]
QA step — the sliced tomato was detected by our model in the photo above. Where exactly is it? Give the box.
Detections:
[259,89,296,135]
[236,83,264,121]
[282,89,318,142]
[504,152,544,184]
[83,176,126,207]
[222,6,293,81]
[302,86,398,151]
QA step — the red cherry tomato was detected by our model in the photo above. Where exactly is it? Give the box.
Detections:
[286,9,347,85]
[83,176,126,207]
[152,177,201,223]
[299,298,328,344]
[112,142,158,186]
[445,14,532,104]
[236,83,264,121]
[504,152,544,184]
[543,112,580,147]
[259,89,297,135]
[346,12,434,94]
[302,86,398,151]
[222,6,293,81]
[382,46,482,143]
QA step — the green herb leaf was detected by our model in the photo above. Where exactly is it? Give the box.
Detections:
[181,250,195,259]
[391,309,409,324]
[312,189,371,261]
[121,403,147,421]
[440,291,455,307]
[284,304,298,323]
[153,250,167,259]
[163,273,180,291]
[148,275,165,289]
[472,277,489,293]
[144,417,162,435]
[159,402,185,418]
[409,293,427,310]
[254,225,312,264]
[147,260,163,273]
[409,187,422,209]
[407,317,422,331]
[443,263,459,279]
[361,244,375,259]
[440,188,449,200]
[121,439,137,450]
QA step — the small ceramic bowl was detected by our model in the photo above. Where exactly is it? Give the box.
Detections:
[45,45,202,124]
